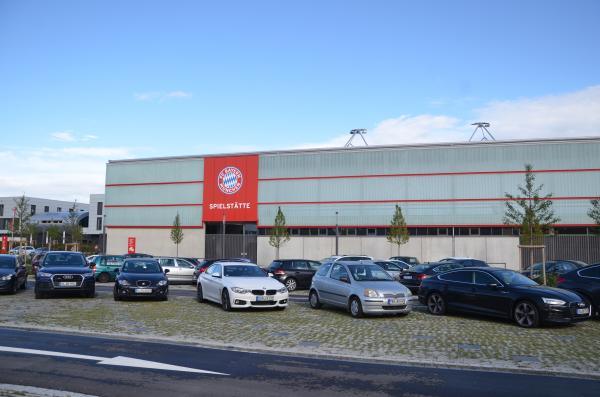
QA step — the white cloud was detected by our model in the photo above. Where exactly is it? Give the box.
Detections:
[134,91,192,102]
[51,131,75,142]
[82,134,98,141]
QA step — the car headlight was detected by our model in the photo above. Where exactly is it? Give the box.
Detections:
[231,287,251,294]
[117,279,130,286]
[83,272,94,278]
[157,280,168,286]
[364,288,381,298]
[405,289,413,296]
[0,274,13,281]
[277,287,287,294]
[542,297,566,306]
[37,272,52,278]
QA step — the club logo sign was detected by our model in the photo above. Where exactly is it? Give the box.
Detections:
[218,166,243,195]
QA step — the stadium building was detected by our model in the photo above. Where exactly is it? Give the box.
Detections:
[104,137,600,268]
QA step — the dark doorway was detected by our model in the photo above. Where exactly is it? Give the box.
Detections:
[205,222,258,263]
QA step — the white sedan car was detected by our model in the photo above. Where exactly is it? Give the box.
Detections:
[197,262,288,311]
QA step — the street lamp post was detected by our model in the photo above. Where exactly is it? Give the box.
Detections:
[335,211,339,256]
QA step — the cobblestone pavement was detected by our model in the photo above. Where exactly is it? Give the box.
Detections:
[1,288,599,377]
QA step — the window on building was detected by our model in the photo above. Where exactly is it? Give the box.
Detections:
[44,206,49,213]
[97,202,103,216]
[57,207,62,212]
[0,204,3,217]
[30,205,36,215]
[96,217,103,231]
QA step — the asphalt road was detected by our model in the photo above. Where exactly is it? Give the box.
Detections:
[0,327,597,397]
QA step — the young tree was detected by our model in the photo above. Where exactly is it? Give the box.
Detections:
[66,202,83,245]
[386,204,409,255]
[47,225,62,250]
[269,206,290,259]
[170,213,184,257]
[13,195,31,248]
[503,164,560,245]
[588,199,600,231]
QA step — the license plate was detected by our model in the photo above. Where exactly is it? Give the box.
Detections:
[135,288,152,294]
[577,308,589,315]
[387,298,406,305]
[59,282,77,287]
[403,275,413,280]
[256,296,274,301]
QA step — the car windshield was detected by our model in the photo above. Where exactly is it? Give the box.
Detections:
[494,270,538,286]
[377,262,401,271]
[348,264,394,281]
[224,265,266,277]
[123,260,162,273]
[0,257,16,268]
[43,253,86,267]
[410,264,435,273]
[530,262,556,271]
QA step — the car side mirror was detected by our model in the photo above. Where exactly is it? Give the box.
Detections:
[268,272,274,277]
[339,276,350,284]
[164,268,170,274]
[212,272,221,278]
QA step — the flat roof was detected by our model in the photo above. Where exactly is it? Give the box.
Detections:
[107,136,600,164]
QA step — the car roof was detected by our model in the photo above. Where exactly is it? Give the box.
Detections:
[219,261,258,266]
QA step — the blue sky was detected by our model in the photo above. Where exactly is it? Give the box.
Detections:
[1,0,599,201]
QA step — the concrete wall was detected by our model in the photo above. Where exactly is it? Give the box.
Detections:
[107,228,205,258]
[257,236,520,270]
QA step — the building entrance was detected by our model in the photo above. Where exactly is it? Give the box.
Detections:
[204,222,258,263]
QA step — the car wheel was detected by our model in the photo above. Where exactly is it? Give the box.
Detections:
[197,283,204,303]
[97,272,110,283]
[514,300,540,328]
[221,289,231,311]
[309,290,322,309]
[349,296,364,318]
[427,293,446,315]
[284,278,297,292]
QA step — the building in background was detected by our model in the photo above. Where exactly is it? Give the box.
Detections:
[82,194,106,252]
[104,138,600,268]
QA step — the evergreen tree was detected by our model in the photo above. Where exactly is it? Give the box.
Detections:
[170,213,184,257]
[386,204,409,255]
[268,206,290,259]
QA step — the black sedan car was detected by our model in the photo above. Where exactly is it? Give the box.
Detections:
[399,262,465,293]
[267,259,322,291]
[521,260,587,279]
[34,251,95,298]
[557,263,600,317]
[419,267,591,328]
[114,258,169,301]
[0,255,28,294]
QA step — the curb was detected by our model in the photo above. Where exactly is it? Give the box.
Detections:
[2,323,599,381]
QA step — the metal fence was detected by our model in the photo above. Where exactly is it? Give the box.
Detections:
[205,234,257,263]
[520,235,600,268]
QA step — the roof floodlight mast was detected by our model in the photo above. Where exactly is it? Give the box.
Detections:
[345,129,369,147]
[469,122,496,142]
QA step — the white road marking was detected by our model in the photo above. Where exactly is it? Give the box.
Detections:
[0,346,228,375]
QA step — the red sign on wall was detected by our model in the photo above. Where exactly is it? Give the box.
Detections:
[203,155,259,222]
[127,237,136,254]
[1,236,7,254]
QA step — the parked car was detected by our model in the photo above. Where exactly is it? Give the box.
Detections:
[419,267,591,328]
[123,253,153,258]
[192,258,251,283]
[0,255,28,294]
[34,251,95,299]
[309,261,413,318]
[389,256,420,265]
[90,255,126,283]
[522,260,588,280]
[114,258,169,301]
[9,246,35,256]
[399,262,465,293]
[557,263,600,317]
[32,247,48,257]
[388,260,412,270]
[439,257,488,267]
[320,255,373,263]
[267,259,322,291]
[197,262,288,311]
[156,257,197,284]
[373,260,406,280]
[86,254,99,264]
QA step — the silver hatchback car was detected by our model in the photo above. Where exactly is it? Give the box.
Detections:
[309,261,413,318]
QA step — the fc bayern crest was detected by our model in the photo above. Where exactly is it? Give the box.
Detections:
[218,166,243,195]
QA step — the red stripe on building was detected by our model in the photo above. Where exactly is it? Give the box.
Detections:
[105,203,202,208]
[258,168,600,182]
[106,225,204,229]
[106,180,203,187]
[256,223,598,228]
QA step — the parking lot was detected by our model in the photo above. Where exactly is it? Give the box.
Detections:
[1,284,599,379]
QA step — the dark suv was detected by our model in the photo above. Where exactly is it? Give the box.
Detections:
[34,251,95,298]
[557,263,600,317]
[268,259,322,291]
